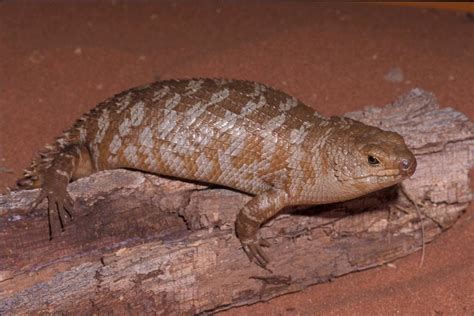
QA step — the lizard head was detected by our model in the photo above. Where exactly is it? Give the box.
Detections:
[328,118,416,198]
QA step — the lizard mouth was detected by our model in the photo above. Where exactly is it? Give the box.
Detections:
[350,169,408,185]
[351,169,402,180]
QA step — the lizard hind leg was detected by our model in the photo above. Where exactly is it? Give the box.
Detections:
[27,145,93,239]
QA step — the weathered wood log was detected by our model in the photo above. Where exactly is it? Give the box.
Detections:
[0,89,472,315]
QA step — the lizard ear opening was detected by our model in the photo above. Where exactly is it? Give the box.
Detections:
[367,155,380,166]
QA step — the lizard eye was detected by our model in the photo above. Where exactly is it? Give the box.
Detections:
[367,155,380,166]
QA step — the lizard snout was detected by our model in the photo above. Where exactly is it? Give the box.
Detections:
[399,155,416,176]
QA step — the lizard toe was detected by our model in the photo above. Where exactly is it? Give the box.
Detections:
[29,186,75,239]
[27,189,48,214]
[242,238,271,268]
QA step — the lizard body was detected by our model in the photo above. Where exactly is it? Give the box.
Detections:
[18,78,416,267]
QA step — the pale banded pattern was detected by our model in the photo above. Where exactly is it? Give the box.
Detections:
[78,127,87,142]
[92,109,111,167]
[185,79,204,95]
[279,97,298,112]
[130,101,145,126]
[116,92,133,114]
[312,125,334,150]
[249,81,266,98]
[94,110,110,144]
[241,95,267,116]
[164,93,182,112]
[124,144,139,165]
[195,152,214,178]
[138,127,154,149]
[118,118,131,137]
[21,78,416,269]
[154,93,182,140]
[152,85,171,101]
[109,135,122,155]
[287,147,306,194]
[262,113,287,134]
[290,126,309,145]
[159,145,187,175]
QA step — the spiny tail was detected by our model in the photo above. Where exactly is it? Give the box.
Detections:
[17,106,102,189]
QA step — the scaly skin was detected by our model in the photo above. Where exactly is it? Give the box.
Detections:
[18,79,416,267]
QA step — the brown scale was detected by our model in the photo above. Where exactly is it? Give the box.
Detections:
[18,78,417,268]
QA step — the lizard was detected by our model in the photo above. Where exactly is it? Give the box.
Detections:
[17,78,417,268]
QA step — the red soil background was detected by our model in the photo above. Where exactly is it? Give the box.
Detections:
[1,2,473,314]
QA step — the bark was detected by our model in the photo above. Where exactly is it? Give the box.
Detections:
[0,89,472,315]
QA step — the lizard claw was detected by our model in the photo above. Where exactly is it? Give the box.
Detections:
[28,187,74,239]
[241,238,271,268]
[27,189,48,213]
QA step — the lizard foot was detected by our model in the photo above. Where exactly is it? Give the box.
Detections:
[241,238,271,268]
[28,186,74,239]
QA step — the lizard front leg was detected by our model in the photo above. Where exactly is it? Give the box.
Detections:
[28,145,94,238]
[235,189,289,268]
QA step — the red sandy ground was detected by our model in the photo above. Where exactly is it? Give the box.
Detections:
[1,2,473,314]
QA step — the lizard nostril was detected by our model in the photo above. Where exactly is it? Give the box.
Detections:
[400,159,411,171]
[399,157,416,176]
